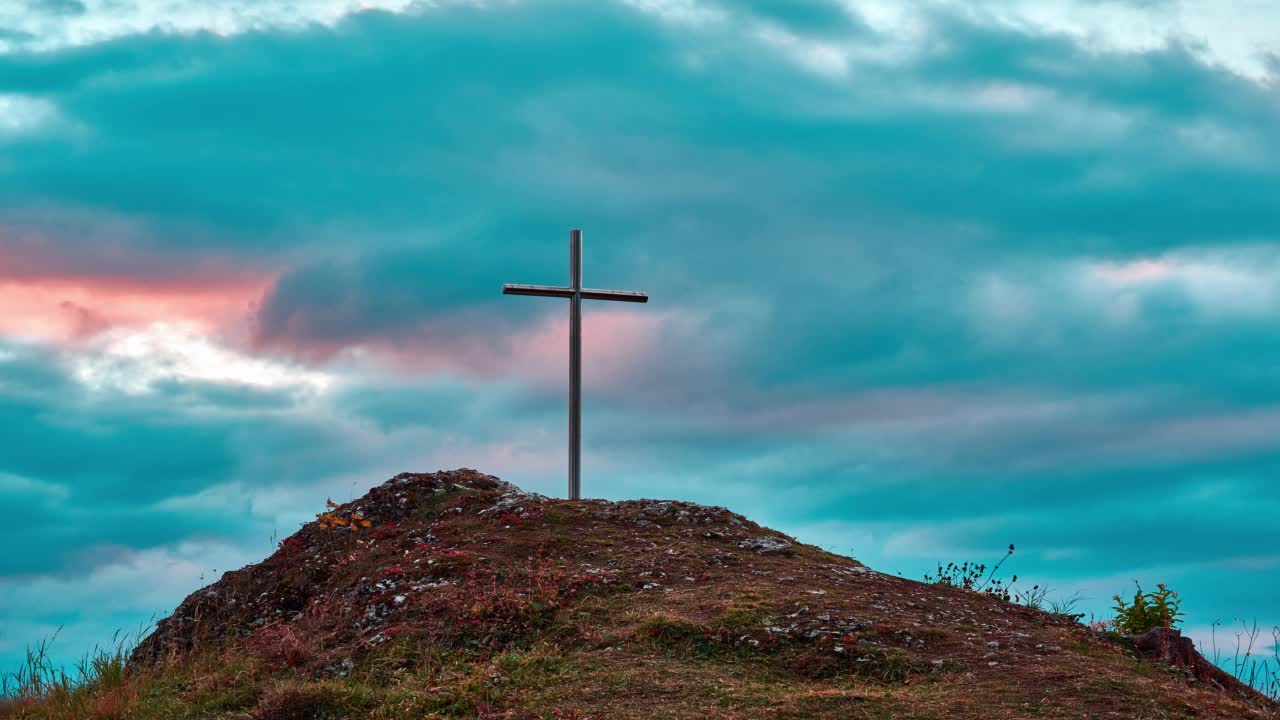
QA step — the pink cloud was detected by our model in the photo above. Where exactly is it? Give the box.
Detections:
[399,307,670,389]
[267,306,678,390]
[1130,407,1280,458]
[1091,258,1175,283]
[503,308,671,389]
[422,436,565,479]
[0,272,273,343]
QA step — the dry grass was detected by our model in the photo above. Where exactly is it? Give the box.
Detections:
[4,470,1277,720]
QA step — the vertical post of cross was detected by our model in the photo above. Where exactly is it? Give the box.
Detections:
[501,228,648,500]
[568,229,582,500]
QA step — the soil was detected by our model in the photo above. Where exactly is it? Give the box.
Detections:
[118,469,1277,720]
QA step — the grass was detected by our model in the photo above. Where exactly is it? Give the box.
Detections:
[5,472,1279,719]
[922,547,1280,705]
[0,635,926,720]
[0,627,138,717]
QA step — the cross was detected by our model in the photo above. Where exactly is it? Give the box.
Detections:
[503,229,649,500]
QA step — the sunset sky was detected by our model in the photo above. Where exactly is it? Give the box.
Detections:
[2,0,1279,672]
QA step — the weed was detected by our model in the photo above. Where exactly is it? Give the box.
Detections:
[1012,584,1050,611]
[1209,619,1280,701]
[924,549,1083,625]
[924,544,1047,609]
[1,627,138,703]
[1049,592,1087,622]
[924,544,1014,594]
[1111,582,1183,634]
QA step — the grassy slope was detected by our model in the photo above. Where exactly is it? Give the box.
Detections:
[3,469,1276,720]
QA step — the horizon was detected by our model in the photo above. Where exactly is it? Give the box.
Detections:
[2,0,1279,679]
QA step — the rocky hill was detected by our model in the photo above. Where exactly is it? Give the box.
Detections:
[12,470,1279,719]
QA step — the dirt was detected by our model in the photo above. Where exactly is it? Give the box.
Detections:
[122,469,1278,720]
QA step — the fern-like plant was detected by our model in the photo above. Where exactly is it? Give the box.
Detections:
[1112,581,1184,634]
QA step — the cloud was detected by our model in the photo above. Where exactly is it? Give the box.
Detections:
[0,93,65,137]
[0,273,270,343]
[1,0,1280,682]
[0,539,260,669]
[0,340,350,576]
[72,323,334,394]
[0,0,426,53]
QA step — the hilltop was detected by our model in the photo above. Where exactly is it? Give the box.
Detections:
[5,469,1276,719]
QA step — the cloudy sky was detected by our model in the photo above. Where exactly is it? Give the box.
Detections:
[2,0,1279,672]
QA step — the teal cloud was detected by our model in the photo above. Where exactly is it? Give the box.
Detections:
[0,0,1278,677]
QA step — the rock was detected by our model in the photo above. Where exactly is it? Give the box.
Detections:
[737,536,792,554]
[1129,627,1256,695]
[320,657,353,678]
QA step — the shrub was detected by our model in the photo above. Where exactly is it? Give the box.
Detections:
[1111,582,1184,634]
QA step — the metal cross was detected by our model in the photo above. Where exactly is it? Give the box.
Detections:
[502,229,649,500]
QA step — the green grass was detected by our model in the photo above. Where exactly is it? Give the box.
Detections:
[1,627,136,713]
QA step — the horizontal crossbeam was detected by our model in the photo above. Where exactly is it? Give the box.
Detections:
[503,284,649,303]
[502,283,573,298]
[581,288,648,303]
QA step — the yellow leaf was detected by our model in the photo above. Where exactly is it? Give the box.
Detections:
[326,498,339,509]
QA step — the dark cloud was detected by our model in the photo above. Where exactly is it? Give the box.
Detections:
[1,0,1279,676]
[731,0,870,37]
[0,343,328,574]
[34,0,85,15]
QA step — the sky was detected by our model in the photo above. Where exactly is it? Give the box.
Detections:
[1,0,1279,675]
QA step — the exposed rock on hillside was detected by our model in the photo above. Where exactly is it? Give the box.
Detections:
[122,469,1276,719]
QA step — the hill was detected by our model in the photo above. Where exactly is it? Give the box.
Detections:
[4,469,1276,719]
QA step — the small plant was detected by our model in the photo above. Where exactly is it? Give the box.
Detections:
[1048,592,1085,620]
[924,544,1021,602]
[924,545,1075,616]
[317,498,373,531]
[924,544,1013,591]
[1111,581,1184,634]
[1015,584,1050,610]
